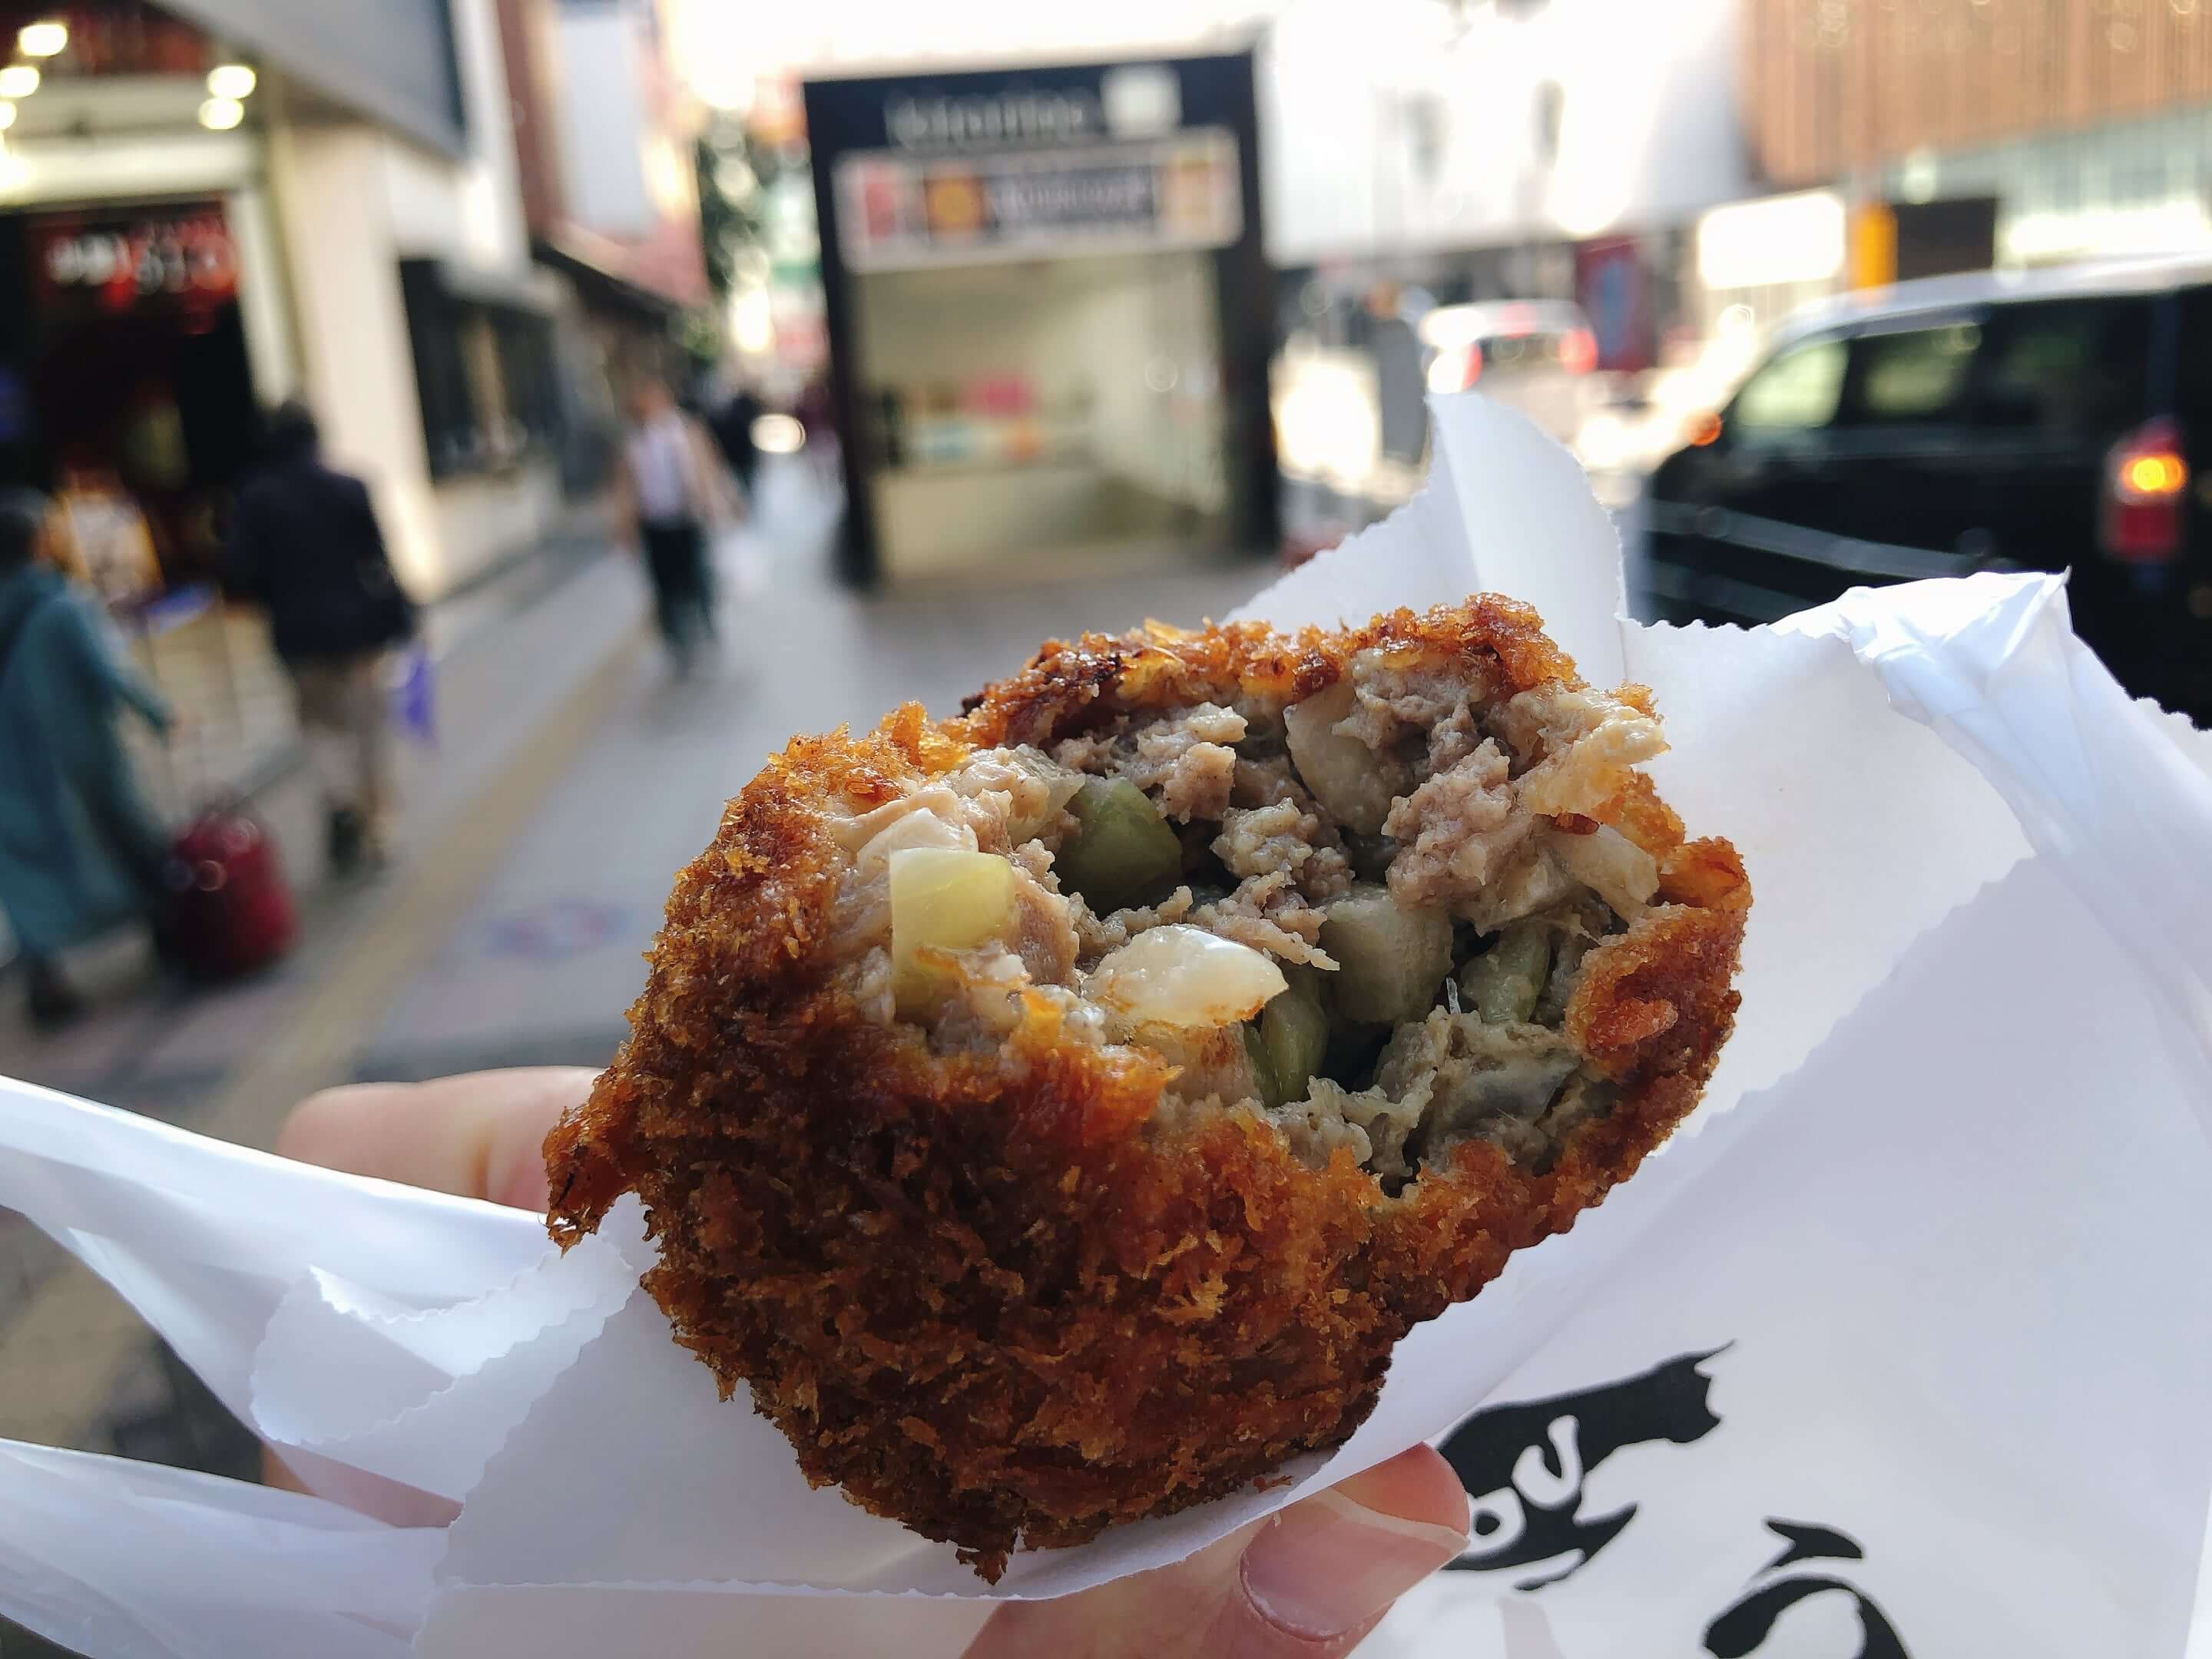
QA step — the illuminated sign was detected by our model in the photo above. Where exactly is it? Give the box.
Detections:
[29,202,238,317]
[836,129,1242,273]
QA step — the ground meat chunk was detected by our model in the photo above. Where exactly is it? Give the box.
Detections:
[1012,871,1080,985]
[1425,701,1485,773]
[1490,686,1666,819]
[1190,873,1336,968]
[1071,885,1196,959]
[1382,738,1536,909]
[1055,705,1247,824]
[946,747,1084,850]
[1338,654,1482,761]
[1214,801,1354,902]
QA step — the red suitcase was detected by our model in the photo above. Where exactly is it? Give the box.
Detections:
[159,805,296,979]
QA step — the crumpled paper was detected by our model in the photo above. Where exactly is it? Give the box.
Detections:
[1,396,2205,1658]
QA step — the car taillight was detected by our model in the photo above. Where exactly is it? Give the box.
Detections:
[1559,327,1598,376]
[2101,418,2187,564]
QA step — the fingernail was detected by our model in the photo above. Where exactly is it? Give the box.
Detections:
[1240,1487,1471,1641]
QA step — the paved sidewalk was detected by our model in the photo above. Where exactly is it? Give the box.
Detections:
[0,525,647,1469]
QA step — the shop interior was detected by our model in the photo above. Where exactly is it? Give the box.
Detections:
[853,249,1233,580]
[0,204,260,596]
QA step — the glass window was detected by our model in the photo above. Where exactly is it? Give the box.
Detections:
[1979,300,2150,434]
[1731,336,1846,433]
[1849,323,1981,423]
[2175,288,2212,425]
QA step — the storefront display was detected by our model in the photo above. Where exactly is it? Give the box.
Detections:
[805,52,1275,583]
[0,198,260,592]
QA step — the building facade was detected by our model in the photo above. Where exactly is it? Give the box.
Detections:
[495,0,710,453]
[0,0,565,602]
[1743,0,2212,269]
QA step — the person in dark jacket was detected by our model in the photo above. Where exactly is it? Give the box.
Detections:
[0,488,173,1028]
[707,381,763,503]
[227,402,415,873]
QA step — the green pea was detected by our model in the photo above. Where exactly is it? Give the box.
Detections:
[1243,1023,1280,1109]
[1058,778,1182,915]
[1259,980,1328,1106]
[1458,922,1552,1025]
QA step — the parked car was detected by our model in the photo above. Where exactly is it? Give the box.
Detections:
[1643,257,2212,716]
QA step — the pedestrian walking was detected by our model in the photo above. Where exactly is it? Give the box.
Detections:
[618,378,733,674]
[0,488,174,1029]
[226,402,416,874]
[707,379,764,505]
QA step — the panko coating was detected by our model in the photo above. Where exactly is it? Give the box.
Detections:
[545,597,1750,1579]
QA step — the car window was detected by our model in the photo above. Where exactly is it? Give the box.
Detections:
[1846,322,1980,424]
[1977,300,2150,434]
[1731,336,1846,433]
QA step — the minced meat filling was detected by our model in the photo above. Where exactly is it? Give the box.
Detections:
[837,660,1666,1187]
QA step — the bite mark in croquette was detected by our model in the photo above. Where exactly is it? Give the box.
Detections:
[545,596,1749,1580]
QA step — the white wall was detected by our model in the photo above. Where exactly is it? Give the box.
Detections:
[1260,0,1745,263]
[270,0,556,598]
[551,3,657,238]
[265,121,449,597]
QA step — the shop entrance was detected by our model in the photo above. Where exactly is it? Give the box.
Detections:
[856,249,1232,579]
[0,200,259,594]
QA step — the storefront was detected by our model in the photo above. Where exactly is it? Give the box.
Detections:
[803,52,1274,584]
[0,197,265,594]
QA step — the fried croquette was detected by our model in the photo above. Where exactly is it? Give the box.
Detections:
[545,597,1750,1579]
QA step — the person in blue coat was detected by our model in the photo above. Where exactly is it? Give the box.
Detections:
[0,488,173,1029]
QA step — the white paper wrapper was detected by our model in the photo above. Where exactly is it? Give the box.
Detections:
[2,396,2207,1657]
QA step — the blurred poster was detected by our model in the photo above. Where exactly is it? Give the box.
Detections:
[1573,237,1652,376]
[27,201,238,321]
[836,129,1240,272]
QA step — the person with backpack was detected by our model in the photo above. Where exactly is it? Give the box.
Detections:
[226,402,416,874]
[0,488,174,1030]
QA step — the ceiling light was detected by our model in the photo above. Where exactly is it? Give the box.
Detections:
[198,96,244,131]
[0,65,41,98]
[205,63,256,100]
[16,22,65,58]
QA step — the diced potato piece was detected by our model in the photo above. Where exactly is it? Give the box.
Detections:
[1058,778,1182,915]
[1259,979,1329,1104]
[1090,925,1288,1029]
[889,847,1017,1017]
[1318,882,1453,1025]
[1458,921,1552,1025]
[1549,823,1659,919]
[1283,681,1407,836]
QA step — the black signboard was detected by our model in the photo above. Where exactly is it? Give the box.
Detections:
[804,51,1274,584]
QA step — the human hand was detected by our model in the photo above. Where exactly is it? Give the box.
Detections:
[277,1071,1472,1659]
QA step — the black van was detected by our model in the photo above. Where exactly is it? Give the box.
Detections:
[1643,258,2212,716]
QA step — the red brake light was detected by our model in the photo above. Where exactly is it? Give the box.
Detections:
[2101,418,2187,564]
[1460,346,1482,389]
[1559,326,1598,376]
[1685,412,1723,448]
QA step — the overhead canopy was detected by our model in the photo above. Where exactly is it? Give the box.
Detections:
[162,0,467,157]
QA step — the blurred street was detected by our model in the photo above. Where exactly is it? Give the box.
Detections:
[0,454,1274,1483]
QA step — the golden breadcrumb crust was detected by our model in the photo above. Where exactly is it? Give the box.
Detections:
[545,597,1749,1578]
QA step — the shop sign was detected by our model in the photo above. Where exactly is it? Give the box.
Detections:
[836,129,1241,273]
[886,90,1104,152]
[29,203,239,318]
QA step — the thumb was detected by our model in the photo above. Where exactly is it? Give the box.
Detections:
[1210,1446,1471,1657]
[964,1445,1469,1659]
